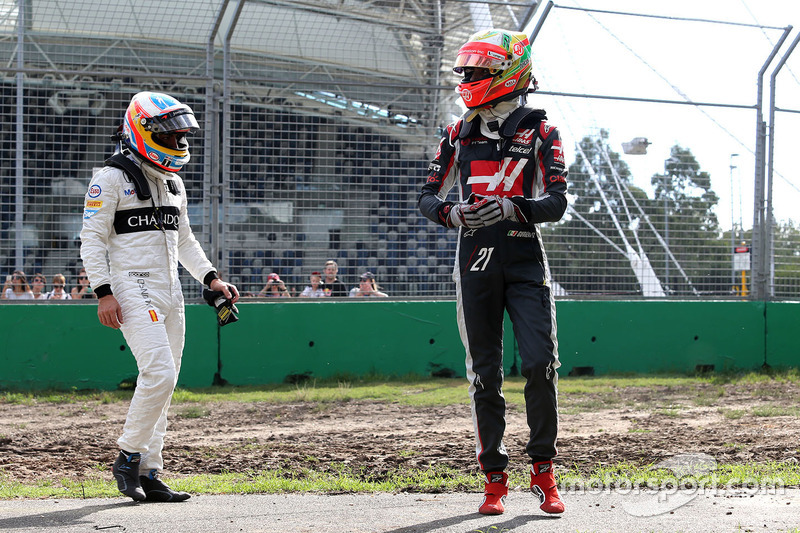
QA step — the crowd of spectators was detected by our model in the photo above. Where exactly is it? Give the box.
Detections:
[1,268,91,301]
[1,261,391,302]
[245,260,390,299]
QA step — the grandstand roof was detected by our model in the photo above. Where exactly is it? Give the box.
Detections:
[3,0,539,86]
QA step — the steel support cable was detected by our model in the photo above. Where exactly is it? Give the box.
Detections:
[561,4,747,151]
[595,139,697,295]
[550,4,800,199]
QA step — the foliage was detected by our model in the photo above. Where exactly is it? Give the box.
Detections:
[772,220,800,298]
[545,131,643,295]
[544,132,746,297]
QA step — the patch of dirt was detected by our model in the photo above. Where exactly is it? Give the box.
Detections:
[1,381,799,484]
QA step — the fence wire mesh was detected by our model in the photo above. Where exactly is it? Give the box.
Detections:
[0,0,796,301]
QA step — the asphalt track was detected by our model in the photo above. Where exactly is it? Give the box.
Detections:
[1,489,798,532]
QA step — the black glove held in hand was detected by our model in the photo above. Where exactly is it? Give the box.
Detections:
[203,289,239,326]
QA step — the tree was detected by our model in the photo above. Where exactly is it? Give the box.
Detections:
[772,220,800,299]
[544,136,729,297]
[544,131,649,295]
[650,145,723,295]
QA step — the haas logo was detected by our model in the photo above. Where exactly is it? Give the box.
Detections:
[459,88,473,103]
[512,129,536,145]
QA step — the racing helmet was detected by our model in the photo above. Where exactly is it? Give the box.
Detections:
[121,92,199,172]
[454,29,534,109]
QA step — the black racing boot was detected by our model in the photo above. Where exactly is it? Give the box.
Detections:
[140,469,191,502]
[112,450,146,501]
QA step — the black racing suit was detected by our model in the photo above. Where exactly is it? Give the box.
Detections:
[418,104,568,473]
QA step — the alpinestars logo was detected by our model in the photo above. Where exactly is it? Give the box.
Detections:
[490,473,505,484]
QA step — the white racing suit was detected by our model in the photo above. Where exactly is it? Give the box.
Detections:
[80,155,217,472]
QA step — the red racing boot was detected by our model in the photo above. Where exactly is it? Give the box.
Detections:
[530,460,565,514]
[479,471,508,515]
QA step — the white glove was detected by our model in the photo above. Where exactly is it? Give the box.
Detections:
[447,202,485,228]
[472,195,521,226]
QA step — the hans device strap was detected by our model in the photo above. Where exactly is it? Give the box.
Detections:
[499,107,547,138]
[105,152,152,201]
[456,107,547,141]
[105,152,180,200]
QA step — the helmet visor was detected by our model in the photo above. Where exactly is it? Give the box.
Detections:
[148,109,199,133]
[454,52,503,72]
[453,40,508,72]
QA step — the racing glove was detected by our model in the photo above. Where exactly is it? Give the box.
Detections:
[203,288,239,327]
[446,196,485,229]
[473,195,529,226]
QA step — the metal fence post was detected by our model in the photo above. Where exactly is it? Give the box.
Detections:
[14,0,25,270]
[751,26,791,301]
[766,30,800,299]
[207,0,231,269]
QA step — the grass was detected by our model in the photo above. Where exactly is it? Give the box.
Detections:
[751,405,800,417]
[3,460,799,500]
[2,369,800,499]
[0,465,477,499]
[4,368,798,409]
[720,408,747,420]
[176,405,211,419]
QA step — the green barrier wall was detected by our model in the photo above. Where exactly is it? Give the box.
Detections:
[555,301,768,374]
[0,300,796,391]
[217,300,478,385]
[0,304,218,391]
[765,301,800,368]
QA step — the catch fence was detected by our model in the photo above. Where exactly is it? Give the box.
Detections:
[0,0,796,301]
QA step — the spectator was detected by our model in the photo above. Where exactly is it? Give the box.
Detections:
[258,272,291,298]
[349,271,388,298]
[46,273,72,300]
[2,270,34,299]
[31,273,48,300]
[298,271,325,298]
[322,260,348,297]
[71,268,96,299]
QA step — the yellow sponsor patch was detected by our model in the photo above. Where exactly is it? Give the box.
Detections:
[149,310,158,322]
[85,200,103,208]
